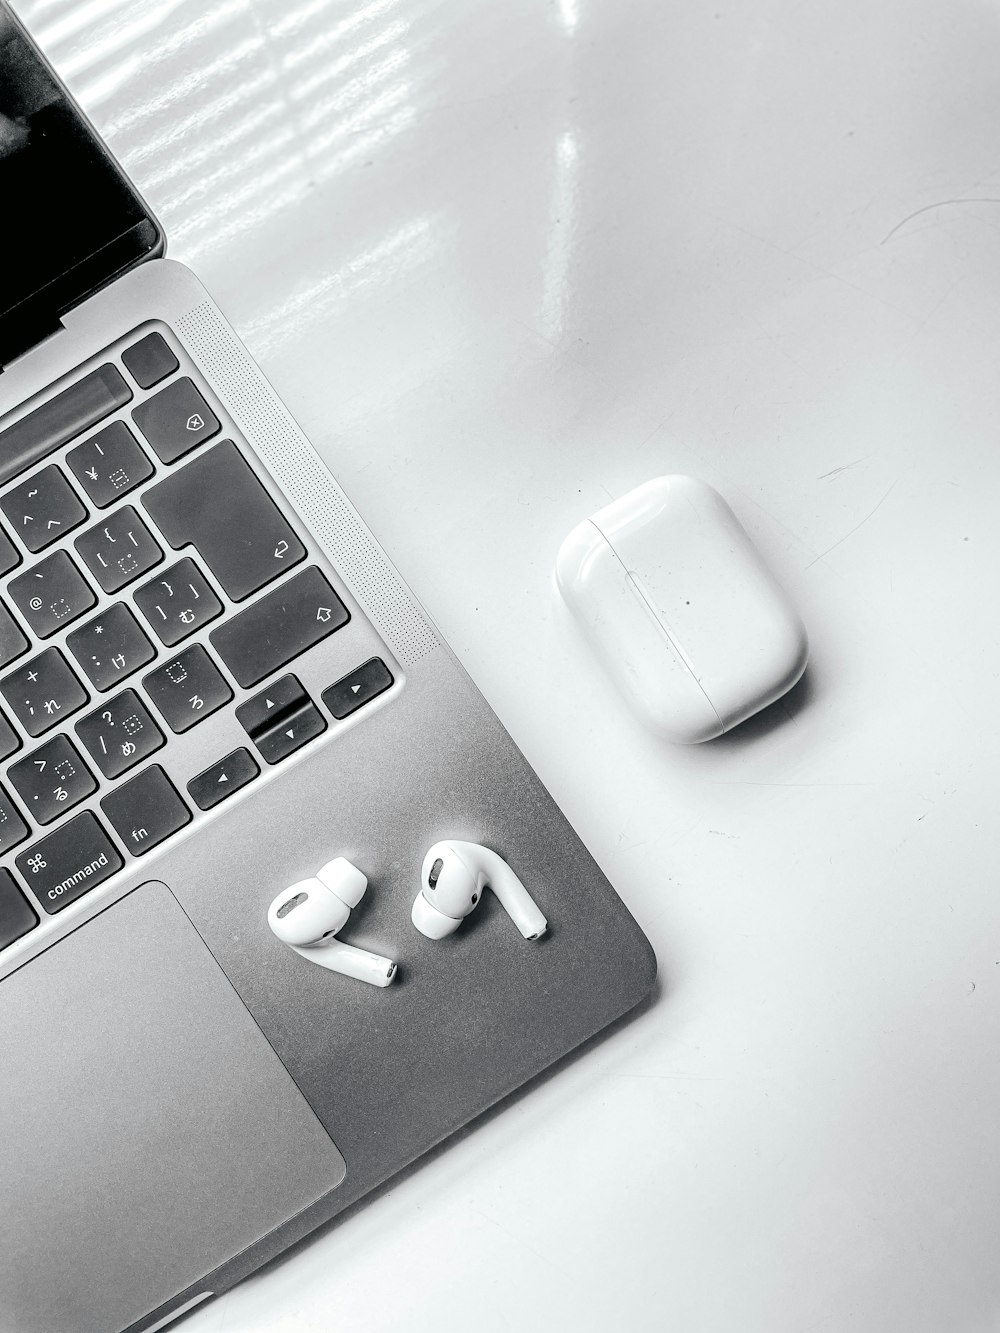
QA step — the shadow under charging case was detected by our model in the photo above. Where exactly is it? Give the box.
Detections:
[555,476,809,743]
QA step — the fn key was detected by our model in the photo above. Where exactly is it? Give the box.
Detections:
[102,765,191,855]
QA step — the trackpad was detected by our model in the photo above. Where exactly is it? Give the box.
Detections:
[0,882,346,1333]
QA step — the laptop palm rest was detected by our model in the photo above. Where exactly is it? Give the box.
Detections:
[0,881,346,1333]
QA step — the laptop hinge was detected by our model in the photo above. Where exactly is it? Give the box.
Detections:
[0,310,65,376]
[0,218,164,376]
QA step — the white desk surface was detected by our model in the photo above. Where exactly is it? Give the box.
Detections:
[17,0,1000,1329]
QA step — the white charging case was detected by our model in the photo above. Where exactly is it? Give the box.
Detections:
[555,476,808,743]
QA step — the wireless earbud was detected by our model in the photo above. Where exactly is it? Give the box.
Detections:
[412,840,548,941]
[268,856,397,987]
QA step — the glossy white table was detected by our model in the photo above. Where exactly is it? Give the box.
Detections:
[19,1,1000,1329]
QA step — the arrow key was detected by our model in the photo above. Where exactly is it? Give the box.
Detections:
[187,748,259,810]
[322,657,394,720]
[235,673,308,739]
[253,701,326,765]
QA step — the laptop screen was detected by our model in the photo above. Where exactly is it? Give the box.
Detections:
[0,4,162,367]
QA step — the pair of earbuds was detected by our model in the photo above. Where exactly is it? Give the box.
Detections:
[267,840,548,988]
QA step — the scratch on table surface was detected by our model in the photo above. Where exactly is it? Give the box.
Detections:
[706,211,909,316]
[914,274,968,332]
[881,197,1000,244]
[725,481,818,559]
[615,833,648,852]
[753,316,807,373]
[470,1208,573,1281]
[817,458,866,480]
[806,481,897,569]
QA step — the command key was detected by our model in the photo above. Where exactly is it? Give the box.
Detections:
[16,812,123,913]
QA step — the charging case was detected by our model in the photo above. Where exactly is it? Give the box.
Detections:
[555,476,808,743]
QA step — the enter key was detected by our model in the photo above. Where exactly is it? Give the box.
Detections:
[142,440,306,601]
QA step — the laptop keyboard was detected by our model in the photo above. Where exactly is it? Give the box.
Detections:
[0,326,395,951]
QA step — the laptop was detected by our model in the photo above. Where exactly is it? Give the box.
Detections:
[0,7,656,1331]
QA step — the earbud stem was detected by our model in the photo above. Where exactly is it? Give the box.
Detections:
[472,845,548,940]
[291,940,397,987]
[507,897,548,941]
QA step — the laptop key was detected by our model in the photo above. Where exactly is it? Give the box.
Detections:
[323,657,394,719]
[0,363,131,490]
[0,788,30,856]
[121,332,179,390]
[235,673,308,738]
[187,748,259,811]
[67,603,155,692]
[134,557,223,647]
[1,465,88,554]
[8,734,97,826]
[0,708,21,761]
[0,869,37,949]
[101,764,191,856]
[142,643,233,733]
[211,566,349,688]
[16,811,123,913]
[75,506,162,593]
[76,688,164,780]
[254,701,326,765]
[66,420,154,508]
[142,440,306,601]
[132,377,220,464]
[1,649,89,737]
[0,600,29,668]
[0,525,21,577]
[8,549,97,638]
[236,675,327,764]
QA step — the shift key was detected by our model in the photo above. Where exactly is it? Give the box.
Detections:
[210,567,349,688]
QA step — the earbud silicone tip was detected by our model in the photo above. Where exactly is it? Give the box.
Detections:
[316,856,368,909]
[411,891,459,939]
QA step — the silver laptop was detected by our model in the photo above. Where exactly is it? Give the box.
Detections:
[0,8,656,1331]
